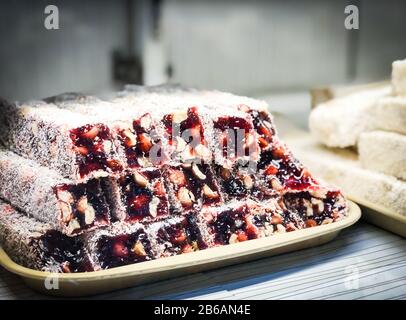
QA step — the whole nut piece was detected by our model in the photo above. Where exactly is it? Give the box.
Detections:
[140,113,152,130]
[243,175,254,190]
[177,187,195,207]
[271,178,284,191]
[67,219,81,234]
[84,205,96,225]
[229,233,239,244]
[103,140,112,153]
[82,126,100,139]
[306,206,314,217]
[172,110,188,124]
[192,163,207,180]
[57,190,74,204]
[123,129,137,148]
[76,196,88,213]
[132,240,147,256]
[169,169,186,186]
[60,203,73,223]
[203,184,219,199]
[133,171,149,188]
[276,224,286,233]
[149,196,159,218]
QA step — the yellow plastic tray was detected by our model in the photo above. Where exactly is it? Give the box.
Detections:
[0,201,361,297]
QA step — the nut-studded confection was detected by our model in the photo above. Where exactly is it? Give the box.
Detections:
[0,201,94,272]
[0,85,349,273]
[0,148,111,235]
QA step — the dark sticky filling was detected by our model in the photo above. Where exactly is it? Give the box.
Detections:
[162,107,205,149]
[55,179,110,232]
[120,170,169,222]
[39,230,93,272]
[120,113,163,168]
[70,124,122,178]
[283,190,345,225]
[210,205,259,245]
[213,116,253,158]
[156,215,205,255]
[214,164,258,200]
[258,148,316,192]
[96,230,154,269]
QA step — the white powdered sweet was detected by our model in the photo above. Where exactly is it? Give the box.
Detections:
[358,131,406,180]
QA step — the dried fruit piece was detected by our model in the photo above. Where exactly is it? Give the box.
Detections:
[106,159,123,171]
[264,164,278,176]
[236,231,248,242]
[306,219,317,228]
[76,146,89,156]
[258,125,272,138]
[258,136,269,148]
[138,133,152,152]
[182,244,194,253]
[220,167,231,180]
[113,242,128,257]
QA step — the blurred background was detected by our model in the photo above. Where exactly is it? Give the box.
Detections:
[0,0,405,126]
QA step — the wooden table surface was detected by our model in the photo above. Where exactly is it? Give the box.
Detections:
[1,221,405,300]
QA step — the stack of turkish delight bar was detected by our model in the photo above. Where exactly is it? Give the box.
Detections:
[0,86,348,273]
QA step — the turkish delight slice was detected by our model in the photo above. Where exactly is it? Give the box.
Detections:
[47,93,169,169]
[149,215,208,257]
[283,188,348,227]
[0,149,111,235]
[105,168,170,223]
[0,201,94,272]
[85,222,155,270]
[161,106,211,163]
[0,99,124,181]
[200,199,286,246]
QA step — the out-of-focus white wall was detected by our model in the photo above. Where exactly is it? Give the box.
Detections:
[161,0,350,94]
[159,0,406,94]
[0,0,127,101]
[1,0,406,101]
[356,0,406,81]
